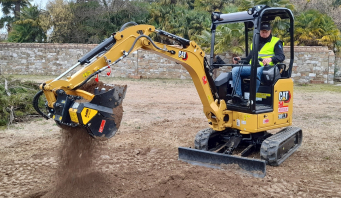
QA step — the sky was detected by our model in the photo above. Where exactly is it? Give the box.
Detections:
[0,0,49,34]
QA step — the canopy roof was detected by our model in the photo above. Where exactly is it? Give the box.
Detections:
[213,7,293,25]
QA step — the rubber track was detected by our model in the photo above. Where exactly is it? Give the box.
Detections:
[260,126,302,166]
[194,128,214,150]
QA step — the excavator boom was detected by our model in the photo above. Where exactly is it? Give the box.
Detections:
[34,23,231,139]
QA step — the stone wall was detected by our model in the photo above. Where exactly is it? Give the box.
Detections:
[334,56,341,82]
[0,43,336,83]
[215,46,336,84]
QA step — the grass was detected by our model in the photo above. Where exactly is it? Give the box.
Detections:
[7,74,193,85]
[0,75,44,127]
[294,83,341,93]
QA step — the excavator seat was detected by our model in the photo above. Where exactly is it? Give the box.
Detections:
[242,63,286,85]
[214,63,287,109]
[260,63,286,85]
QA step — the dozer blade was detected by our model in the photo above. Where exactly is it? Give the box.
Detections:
[178,147,266,178]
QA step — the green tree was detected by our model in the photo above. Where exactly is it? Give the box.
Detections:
[193,0,229,12]
[7,5,46,42]
[0,0,31,32]
[194,22,245,55]
[41,0,73,43]
[271,17,291,44]
[0,0,31,19]
[109,1,151,32]
[295,9,340,48]
[237,0,294,11]
[148,3,210,41]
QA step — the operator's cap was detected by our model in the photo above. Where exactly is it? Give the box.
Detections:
[260,22,271,30]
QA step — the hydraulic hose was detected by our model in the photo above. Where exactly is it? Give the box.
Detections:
[119,22,138,32]
[32,90,50,120]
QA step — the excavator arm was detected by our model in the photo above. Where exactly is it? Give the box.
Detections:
[33,24,232,140]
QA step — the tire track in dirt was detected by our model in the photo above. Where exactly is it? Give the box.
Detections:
[300,172,341,197]
[256,162,341,197]
[0,157,57,197]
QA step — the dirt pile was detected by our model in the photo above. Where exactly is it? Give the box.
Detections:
[79,78,124,94]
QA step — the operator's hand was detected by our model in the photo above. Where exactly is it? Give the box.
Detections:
[262,58,272,66]
[233,57,241,64]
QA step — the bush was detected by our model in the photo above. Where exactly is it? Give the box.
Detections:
[0,76,43,126]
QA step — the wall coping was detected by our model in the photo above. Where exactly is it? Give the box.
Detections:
[0,42,330,52]
[0,42,98,49]
[283,46,329,52]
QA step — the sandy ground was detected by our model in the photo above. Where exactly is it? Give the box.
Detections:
[1,78,341,198]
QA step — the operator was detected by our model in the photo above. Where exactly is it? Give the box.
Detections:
[232,22,285,104]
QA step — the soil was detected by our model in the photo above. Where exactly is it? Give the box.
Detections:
[1,79,341,198]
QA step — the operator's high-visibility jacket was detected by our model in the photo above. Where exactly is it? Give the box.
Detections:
[250,36,281,66]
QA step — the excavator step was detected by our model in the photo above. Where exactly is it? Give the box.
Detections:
[260,126,303,166]
[178,147,266,178]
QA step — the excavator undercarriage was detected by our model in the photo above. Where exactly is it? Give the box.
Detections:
[179,126,302,177]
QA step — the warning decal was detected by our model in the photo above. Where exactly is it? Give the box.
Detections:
[278,101,289,113]
[202,76,208,85]
[99,120,106,133]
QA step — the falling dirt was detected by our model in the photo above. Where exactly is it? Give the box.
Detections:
[36,127,102,197]
[36,79,128,197]
[1,78,341,197]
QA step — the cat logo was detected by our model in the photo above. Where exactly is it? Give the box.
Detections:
[279,91,291,103]
[178,51,188,60]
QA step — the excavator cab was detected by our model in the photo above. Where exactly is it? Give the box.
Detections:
[212,5,294,113]
[178,5,302,177]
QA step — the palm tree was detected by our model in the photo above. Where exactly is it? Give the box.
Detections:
[255,0,294,10]
[215,22,245,55]
[194,22,245,55]
[0,0,31,19]
[295,9,340,48]
[271,17,291,43]
[193,0,228,12]
[237,0,294,11]
[0,0,31,33]
[192,30,212,52]
[149,3,210,40]
[8,5,46,42]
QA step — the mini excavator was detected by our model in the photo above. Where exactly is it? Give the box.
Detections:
[33,5,302,177]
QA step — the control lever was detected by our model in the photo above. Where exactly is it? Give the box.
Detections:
[233,57,243,64]
[258,58,266,66]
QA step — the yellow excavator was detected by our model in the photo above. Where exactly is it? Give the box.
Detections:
[33,5,302,177]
